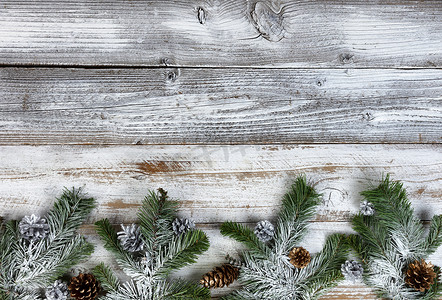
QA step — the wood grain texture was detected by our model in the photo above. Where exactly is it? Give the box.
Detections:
[77,222,441,299]
[0,0,441,67]
[1,68,441,145]
[0,145,440,224]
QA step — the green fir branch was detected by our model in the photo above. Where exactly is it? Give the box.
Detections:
[138,189,177,254]
[425,215,442,255]
[95,219,143,275]
[92,263,121,293]
[46,188,95,241]
[166,279,211,300]
[274,176,320,255]
[156,229,209,278]
[220,221,271,259]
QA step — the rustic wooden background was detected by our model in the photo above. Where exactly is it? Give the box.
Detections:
[0,0,441,298]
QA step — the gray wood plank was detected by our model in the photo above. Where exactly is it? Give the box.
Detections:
[0,0,440,67]
[0,145,440,224]
[1,68,441,145]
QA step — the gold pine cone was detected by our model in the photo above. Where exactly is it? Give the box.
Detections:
[288,246,311,269]
[405,259,437,292]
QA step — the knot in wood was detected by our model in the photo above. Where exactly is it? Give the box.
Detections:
[197,7,206,25]
[166,70,178,82]
[251,2,286,42]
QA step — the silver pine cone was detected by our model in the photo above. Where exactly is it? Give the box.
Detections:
[360,200,375,216]
[45,280,68,300]
[19,214,50,242]
[117,224,144,252]
[172,218,195,235]
[341,260,364,281]
[254,220,275,242]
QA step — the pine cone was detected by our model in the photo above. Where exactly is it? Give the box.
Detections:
[360,200,375,216]
[117,224,144,252]
[69,273,100,300]
[172,218,195,235]
[45,280,69,300]
[288,247,311,268]
[200,264,239,288]
[405,259,437,292]
[254,220,275,242]
[341,260,364,281]
[19,214,50,242]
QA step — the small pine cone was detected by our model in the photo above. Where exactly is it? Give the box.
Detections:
[288,247,311,269]
[172,218,195,235]
[69,273,100,300]
[45,280,69,300]
[254,220,275,242]
[19,214,50,242]
[405,259,437,292]
[341,260,364,281]
[117,224,144,252]
[360,200,375,216]
[200,264,239,289]
[225,254,245,269]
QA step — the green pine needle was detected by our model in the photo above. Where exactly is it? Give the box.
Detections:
[92,263,120,292]
[156,229,210,277]
[425,215,442,255]
[220,221,271,259]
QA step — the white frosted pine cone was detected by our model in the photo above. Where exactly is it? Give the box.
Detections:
[341,260,364,282]
[45,280,69,300]
[19,214,50,242]
[360,200,375,216]
[117,224,144,252]
[172,218,195,235]
[254,220,275,242]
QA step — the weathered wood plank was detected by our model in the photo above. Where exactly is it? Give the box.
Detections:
[0,145,440,224]
[0,0,440,67]
[1,68,441,144]
[78,222,441,299]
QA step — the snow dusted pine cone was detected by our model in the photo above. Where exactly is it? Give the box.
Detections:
[341,260,364,282]
[172,218,195,235]
[117,224,144,252]
[45,280,69,300]
[360,200,375,216]
[19,214,50,242]
[254,220,275,242]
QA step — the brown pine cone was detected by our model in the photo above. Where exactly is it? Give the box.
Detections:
[288,246,311,269]
[69,273,100,300]
[405,259,437,292]
[200,264,239,288]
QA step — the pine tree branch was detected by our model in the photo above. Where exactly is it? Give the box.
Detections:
[92,263,120,293]
[299,234,349,296]
[155,229,209,278]
[95,219,143,276]
[46,188,95,241]
[274,176,320,256]
[425,215,442,256]
[138,189,177,255]
[220,221,271,259]
[166,279,211,300]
